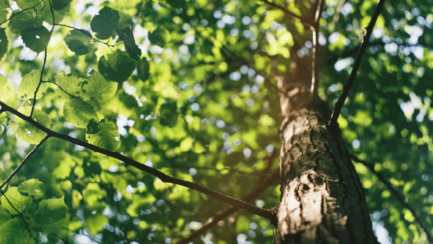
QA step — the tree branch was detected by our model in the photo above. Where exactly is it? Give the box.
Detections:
[351,155,433,243]
[0,136,49,191]
[178,168,280,244]
[0,100,275,221]
[0,0,45,26]
[310,0,324,98]
[133,0,146,30]
[261,0,313,28]
[328,0,385,128]
[29,0,55,118]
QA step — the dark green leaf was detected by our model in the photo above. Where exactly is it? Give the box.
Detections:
[90,6,119,39]
[64,29,93,55]
[16,0,39,9]
[117,27,141,60]
[117,12,134,29]
[0,219,35,244]
[166,0,186,8]
[98,52,135,82]
[32,197,68,233]
[159,100,178,127]
[86,119,119,151]
[41,3,68,25]
[148,26,171,47]
[17,179,45,199]
[0,28,8,61]
[52,0,71,10]
[21,26,50,53]
[137,58,150,82]
[8,11,43,34]
[0,206,10,227]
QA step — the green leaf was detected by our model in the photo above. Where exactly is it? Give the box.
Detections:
[0,187,31,215]
[167,0,186,8]
[98,52,135,82]
[117,28,141,60]
[63,98,97,128]
[85,213,108,235]
[90,6,119,39]
[0,28,8,61]
[17,70,47,100]
[117,12,133,30]
[64,29,93,55]
[55,74,84,99]
[8,11,43,34]
[83,70,117,103]
[0,73,13,101]
[0,219,35,244]
[86,119,119,151]
[16,0,39,9]
[148,26,171,47]
[17,179,45,199]
[0,9,8,24]
[32,197,68,233]
[16,108,52,144]
[52,0,71,10]
[21,26,50,53]
[0,206,11,227]
[41,3,68,25]
[159,101,178,127]
[137,58,150,82]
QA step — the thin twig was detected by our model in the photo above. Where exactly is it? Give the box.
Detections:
[29,0,55,118]
[55,24,122,48]
[0,100,275,221]
[328,0,385,128]
[0,189,39,243]
[261,0,313,28]
[0,136,50,190]
[133,1,146,30]
[178,153,278,244]
[0,0,45,25]
[351,155,433,243]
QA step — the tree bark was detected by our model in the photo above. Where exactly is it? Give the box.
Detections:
[273,48,378,244]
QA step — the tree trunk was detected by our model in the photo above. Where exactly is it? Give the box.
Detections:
[273,49,378,244]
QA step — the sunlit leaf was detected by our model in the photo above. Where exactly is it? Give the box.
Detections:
[85,213,108,235]
[55,74,84,99]
[0,219,35,244]
[0,73,13,101]
[8,11,43,34]
[0,206,10,227]
[63,98,97,128]
[17,179,45,199]
[16,0,39,9]
[16,108,52,144]
[0,187,31,215]
[86,119,119,151]
[17,70,47,100]
[0,28,8,61]
[32,197,68,233]
[83,70,117,103]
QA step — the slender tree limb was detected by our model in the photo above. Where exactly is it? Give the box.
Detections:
[310,0,324,98]
[351,155,433,243]
[0,189,39,243]
[0,0,45,26]
[133,1,146,30]
[178,167,279,244]
[55,24,122,48]
[261,0,313,28]
[29,0,55,118]
[0,136,49,191]
[0,101,275,221]
[328,0,385,128]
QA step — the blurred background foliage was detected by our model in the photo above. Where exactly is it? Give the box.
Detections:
[0,0,432,243]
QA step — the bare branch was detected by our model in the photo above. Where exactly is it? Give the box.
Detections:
[0,136,49,190]
[178,167,279,244]
[261,0,313,28]
[0,100,275,221]
[310,0,324,98]
[328,0,385,128]
[29,0,55,118]
[351,155,433,243]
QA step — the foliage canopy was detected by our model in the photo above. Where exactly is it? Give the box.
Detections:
[0,0,432,243]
